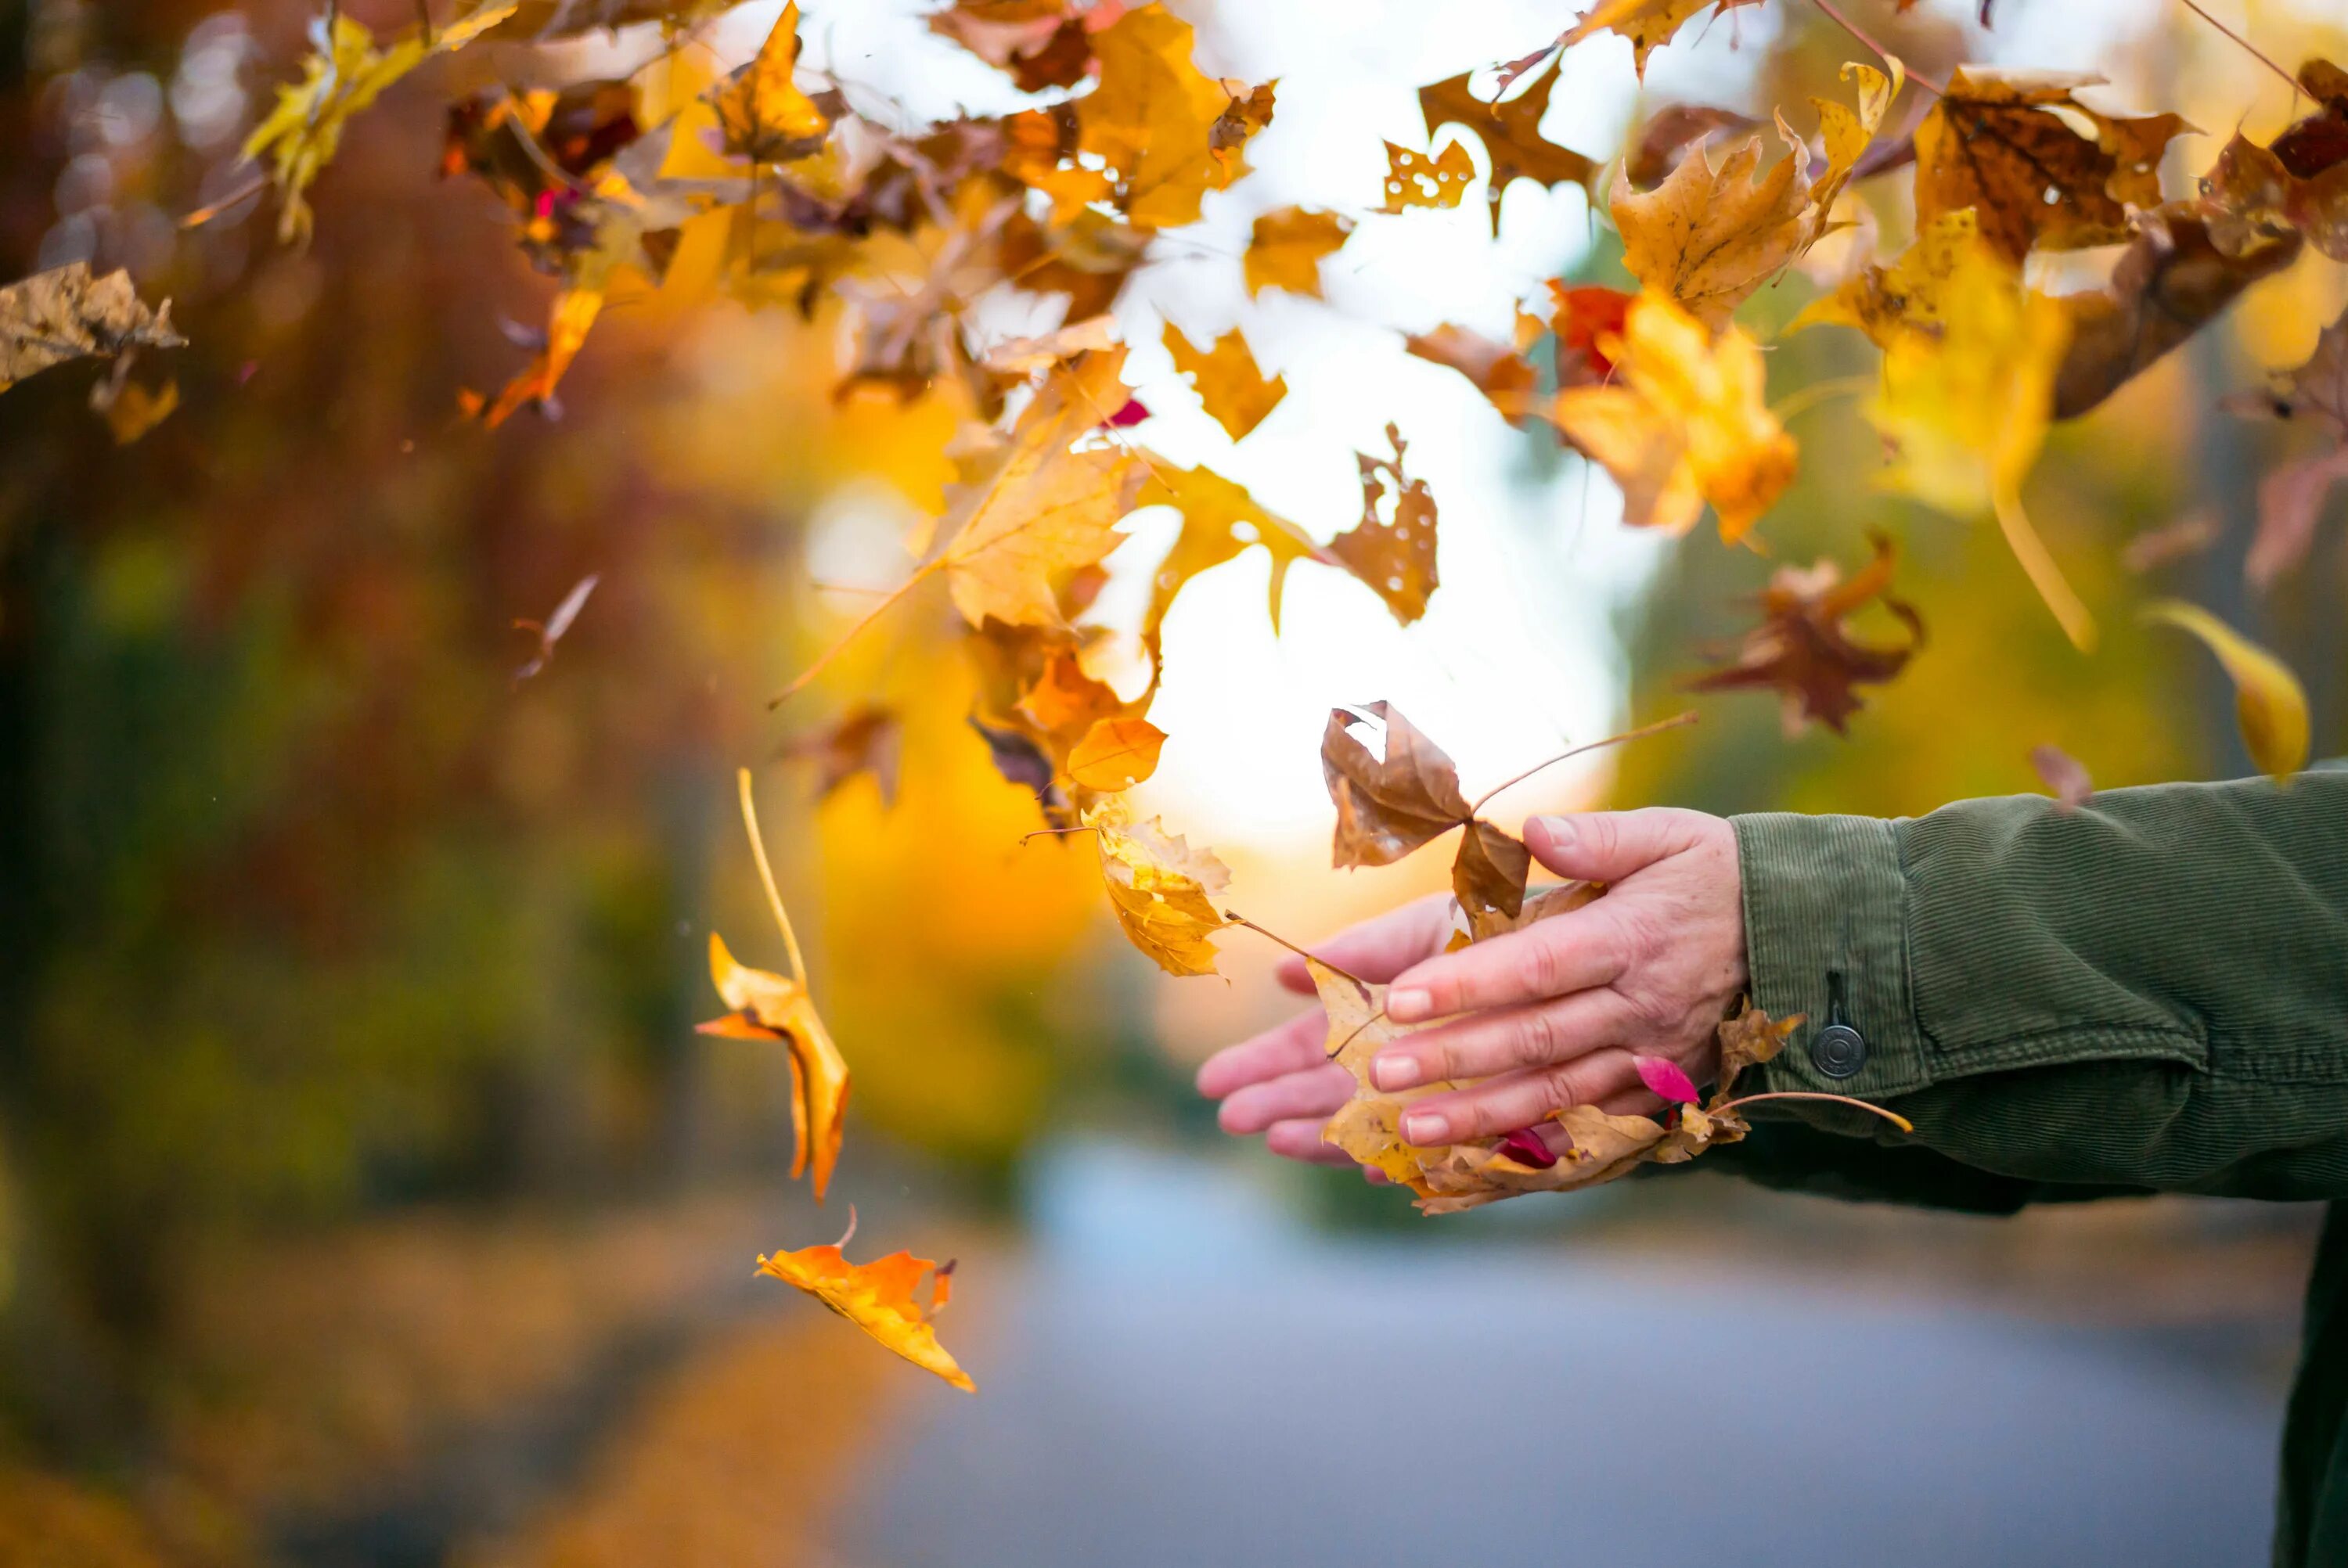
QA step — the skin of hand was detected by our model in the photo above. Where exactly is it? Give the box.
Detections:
[1195,808,1748,1175]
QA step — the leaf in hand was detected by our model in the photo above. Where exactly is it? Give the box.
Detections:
[1242,207,1353,299]
[2141,601,2310,785]
[1913,67,2190,264]
[1321,701,1471,869]
[757,1222,974,1391]
[781,703,903,807]
[1633,1054,1700,1105]
[1086,803,1231,976]
[700,933,852,1202]
[1452,820,1532,924]
[1466,878,1603,944]
[1418,63,1602,236]
[1686,529,1922,735]
[1381,138,1477,213]
[1715,998,1798,1094]
[1329,423,1440,623]
[712,2,834,163]
[1548,290,1796,541]
[1312,958,1453,1195]
[1162,322,1287,441]
[1,262,183,394]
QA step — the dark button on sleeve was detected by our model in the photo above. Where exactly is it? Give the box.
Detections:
[1810,1022,1867,1079]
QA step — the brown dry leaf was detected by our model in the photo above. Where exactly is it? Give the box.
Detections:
[2030,743,2093,811]
[1381,138,1478,213]
[1467,878,1603,944]
[2204,63,2348,263]
[2052,207,2300,419]
[1133,462,1320,676]
[756,1226,974,1391]
[1686,529,1923,735]
[88,366,179,444]
[929,0,1095,93]
[780,705,903,807]
[1066,716,1167,790]
[2141,600,2310,785]
[1321,701,1471,869]
[1405,322,1540,419]
[2120,512,2220,574]
[936,348,1147,629]
[983,315,1118,376]
[1076,5,1259,228]
[1624,103,1759,189]
[1418,63,1602,235]
[1212,77,1278,171]
[1714,997,1797,1091]
[1243,207,1353,299]
[1913,67,2191,264]
[1548,290,1796,541]
[1329,423,1440,623]
[713,2,833,164]
[1086,803,1231,976]
[2224,307,2348,588]
[1162,322,1287,441]
[1312,958,1452,1195]
[1557,0,1761,79]
[700,933,852,1202]
[0,262,183,394]
[1452,820,1532,925]
[475,286,604,428]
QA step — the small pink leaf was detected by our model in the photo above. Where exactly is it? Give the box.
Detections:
[1102,397,1151,429]
[1633,1054,1699,1106]
[1494,1127,1558,1168]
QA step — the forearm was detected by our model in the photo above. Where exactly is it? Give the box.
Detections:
[1730,768,2348,1200]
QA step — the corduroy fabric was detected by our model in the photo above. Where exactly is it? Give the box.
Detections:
[1725,769,2348,1566]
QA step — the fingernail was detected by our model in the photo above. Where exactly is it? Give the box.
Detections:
[1401,1110,1449,1145]
[1529,815,1573,849]
[1371,1054,1420,1091]
[1387,986,1431,1021]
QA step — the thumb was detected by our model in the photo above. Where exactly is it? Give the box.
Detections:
[1522,808,1694,883]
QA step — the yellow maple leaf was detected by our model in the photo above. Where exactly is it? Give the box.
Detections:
[1162,322,1287,441]
[1792,208,1983,344]
[1312,958,1451,1194]
[1086,802,1230,977]
[757,1217,974,1391]
[1075,4,1251,228]
[1559,0,1762,79]
[243,2,518,244]
[1132,462,1320,678]
[1381,137,1477,213]
[1065,716,1167,791]
[1242,207,1353,298]
[711,1,832,164]
[1549,290,1795,541]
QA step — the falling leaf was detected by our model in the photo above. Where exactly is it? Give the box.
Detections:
[1912,67,2191,264]
[2030,743,2093,811]
[2224,306,2348,587]
[1405,322,1539,419]
[1133,462,1320,677]
[2120,512,2220,574]
[711,2,833,163]
[1633,1055,1700,1105]
[1075,5,1260,227]
[1550,282,1633,378]
[1211,77,1278,170]
[1321,701,1472,869]
[242,2,519,243]
[2052,207,2299,419]
[1086,803,1230,976]
[1555,0,1762,80]
[1623,103,1759,189]
[983,315,1118,376]
[935,349,1147,628]
[474,286,605,428]
[1418,63,1603,235]
[1381,138,1478,213]
[512,572,600,683]
[0,262,183,394]
[88,368,179,445]
[701,930,852,1201]
[1242,207,1352,298]
[2141,600,2309,785]
[1685,529,1923,735]
[929,0,1096,93]
[1066,715,1167,790]
[1548,290,1796,541]
[1452,819,1531,923]
[2202,63,2348,264]
[1793,208,1984,346]
[1329,423,1440,623]
[1161,322,1287,441]
[780,704,903,807]
[756,1220,974,1391]
[967,713,1064,810]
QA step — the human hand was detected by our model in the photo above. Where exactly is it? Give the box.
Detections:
[1369,807,1748,1147]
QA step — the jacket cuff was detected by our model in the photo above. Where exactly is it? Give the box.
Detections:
[1730,812,1931,1103]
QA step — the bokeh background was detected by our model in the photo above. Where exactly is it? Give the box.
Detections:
[2,0,2345,1563]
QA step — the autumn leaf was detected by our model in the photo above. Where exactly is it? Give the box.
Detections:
[756,1217,974,1391]
[1242,207,1353,299]
[1686,529,1922,735]
[2141,601,2310,785]
[712,3,833,164]
[1076,5,1261,227]
[2223,305,2348,588]
[1312,958,1452,1195]
[1556,0,1761,80]
[1913,67,2190,264]
[1086,803,1230,976]
[1550,282,1633,379]
[1452,819,1532,924]
[2031,743,2093,811]
[1320,701,1472,869]
[1548,290,1796,541]
[929,0,1097,93]
[1066,716,1167,790]
[1329,423,1440,623]
[1162,322,1287,441]
[1212,77,1279,173]
[1793,208,1986,345]
[983,315,1118,376]
[2201,63,2348,264]
[2121,512,2220,574]
[780,704,903,807]
[511,572,599,684]
[1713,998,1796,1091]
[0,262,183,394]
[1418,62,1602,236]
[1633,1055,1700,1105]
[243,2,518,244]
[1465,878,1602,944]
[474,286,605,427]
[1133,462,1320,681]
[1624,103,1759,190]
[1381,138,1477,214]
[87,358,179,445]
[1405,322,1540,419]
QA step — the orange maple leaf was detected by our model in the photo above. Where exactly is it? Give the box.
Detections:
[758,1211,974,1391]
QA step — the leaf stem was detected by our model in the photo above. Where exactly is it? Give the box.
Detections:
[736,766,809,987]
[2174,0,2302,98]
[1220,911,1370,988]
[1466,709,1699,818]
[1808,0,1946,97]
[768,557,942,709]
[1712,1090,1914,1133]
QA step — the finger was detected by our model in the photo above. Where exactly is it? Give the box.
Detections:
[1369,987,1638,1091]
[1273,893,1454,994]
[1219,1063,1354,1135]
[1396,1048,1641,1145]
[1265,1116,1356,1165]
[1523,808,1699,883]
[1197,1010,1325,1099]
[1383,907,1629,1023]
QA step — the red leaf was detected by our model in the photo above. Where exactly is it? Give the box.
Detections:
[1495,1127,1558,1167]
[1633,1054,1699,1105]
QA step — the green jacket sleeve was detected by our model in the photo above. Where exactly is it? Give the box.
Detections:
[1727,768,2348,1201]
